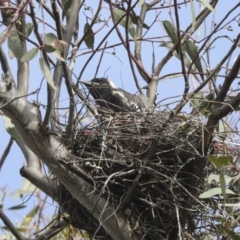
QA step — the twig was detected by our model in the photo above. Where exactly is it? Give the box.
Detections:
[94,41,108,78]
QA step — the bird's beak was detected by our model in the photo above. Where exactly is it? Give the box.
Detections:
[78,80,92,86]
[79,80,99,87]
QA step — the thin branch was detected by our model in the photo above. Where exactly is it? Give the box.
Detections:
[0,209,29,240]
[134,2,149,83]
[71,82,98,117]
[172,0,189,115]
[108,1,152,83]
[214,55,240,104]
[35,0,54,19]
[0,46,13,78]
[29,2,52,128]
[154,0,218,77]
[126,1,145,95]
[204,49,240,151]
[173,33,240,115]
[51,0,75,139]
[76,0,101,50]
[94,41,108,78]
[37,219,68,240]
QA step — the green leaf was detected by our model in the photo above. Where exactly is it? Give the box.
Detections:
[189,92,203,109]
[160,42,191,67]
[44,45,56,53]
[8,205,27,210]
[199,0,215,13]
[208,155,232,167]
[191,93,214,114]
[186,41,203,74]
[2,116,23,143]
[208,173,232,184]
[199,187,235,199]
[7,30,22,59]
[39,58,56,90]
[62,0,72,20]
[44,33,58,46]
[20,47,38,62]
[219,169,226,199]
[24,23,34,37]
[84,23,94,49]
[50,51,65,62]
[44,33,66,52]
[162,20,178,53]
[113,8,136,39]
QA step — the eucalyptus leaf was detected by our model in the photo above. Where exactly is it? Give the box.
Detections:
[162,20,178,53]
[199,187,235,199]
[8,205,27,210]
[24,23,34,37]
[113,8,135,39]
[39,58,56,90]
[160,42,191,67]
[62,0,72,20]
[20,47,38,62]
[3,116,23,143]
[198,0,215,13]
[7,30,22,59]
[84,23,94,49]
[50,51,65,62]
[44,33,58,46]
[186,41,203,75]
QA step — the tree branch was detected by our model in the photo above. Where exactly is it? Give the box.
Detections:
[0,75,138,240]
[204,53,240,151]
[0,209,29,240]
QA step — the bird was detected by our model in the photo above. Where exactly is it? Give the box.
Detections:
[78,78,148,115]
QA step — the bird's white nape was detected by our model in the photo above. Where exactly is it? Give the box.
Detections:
[107,79,117,89]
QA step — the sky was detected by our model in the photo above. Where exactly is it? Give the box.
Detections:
[0,0,239,238]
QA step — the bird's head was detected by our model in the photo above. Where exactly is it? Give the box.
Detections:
[79,78,117,99]
[79,78,148,113]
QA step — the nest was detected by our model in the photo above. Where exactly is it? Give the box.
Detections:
[66,111,207,239]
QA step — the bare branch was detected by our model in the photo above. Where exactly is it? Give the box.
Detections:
[134,3,150,83]
[0,76,139,240]
[20,166,58,200]
[204,53,240,150]
[0,209,29,240]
